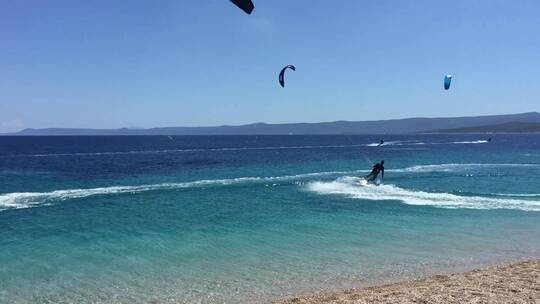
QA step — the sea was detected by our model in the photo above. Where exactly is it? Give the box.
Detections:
[1,134,539,303]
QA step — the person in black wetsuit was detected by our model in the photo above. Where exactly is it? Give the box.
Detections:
[365,160,384,183]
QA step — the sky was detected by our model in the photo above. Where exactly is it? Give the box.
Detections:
[1,0,539,132]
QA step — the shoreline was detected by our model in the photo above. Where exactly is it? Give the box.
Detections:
[275,259,539,304]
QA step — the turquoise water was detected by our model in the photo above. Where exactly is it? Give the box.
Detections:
[1,135,539,303]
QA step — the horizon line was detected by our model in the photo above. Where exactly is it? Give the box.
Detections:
[4,111,539,134]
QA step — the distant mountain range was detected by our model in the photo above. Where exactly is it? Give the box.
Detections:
[432,121,540,133]
[4,112,540,136]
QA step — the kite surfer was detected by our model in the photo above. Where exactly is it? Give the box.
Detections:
[365,160,385,183]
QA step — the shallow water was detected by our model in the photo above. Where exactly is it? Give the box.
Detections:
[1,134,539,303]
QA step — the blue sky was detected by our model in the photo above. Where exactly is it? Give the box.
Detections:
[1,0,539,132]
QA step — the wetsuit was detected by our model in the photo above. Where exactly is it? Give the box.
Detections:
[365,162,384,182]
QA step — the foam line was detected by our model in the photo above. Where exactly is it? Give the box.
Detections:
[306,177,540,211]
[0,170,366,211]
[3,163,538,212]
[1,139,497,158]
[452,140,488,144]
[391,163,540,173]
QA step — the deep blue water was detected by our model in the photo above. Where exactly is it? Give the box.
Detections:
[1,135,539,303]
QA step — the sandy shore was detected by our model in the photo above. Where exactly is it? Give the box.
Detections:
[275,260,540,304]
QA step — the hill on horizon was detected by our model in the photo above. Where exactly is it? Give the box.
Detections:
[4,112,540,136]
[431,121,540,133]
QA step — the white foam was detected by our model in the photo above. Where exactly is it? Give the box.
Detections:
[306,177,540,211]
[0,170,368,212]
[392,163,540,173]
[1,139,498,158]
[492,193,540,197]
[3,163,538,212]
[452,140,488,144]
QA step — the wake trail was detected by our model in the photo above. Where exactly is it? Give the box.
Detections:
[390,163,540,173]
[452,140,489,144]
[1,138,494,158]
[306,177,540,212]
[2,163,538,212]
[0,170,367,211]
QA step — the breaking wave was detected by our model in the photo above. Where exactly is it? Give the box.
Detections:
[306,177,540,212]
